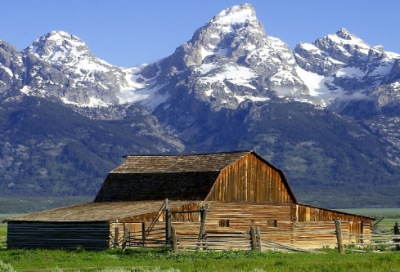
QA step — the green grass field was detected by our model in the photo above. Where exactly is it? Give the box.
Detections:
[339,208,400,218]
[0,248,399,272]
[0,197,93,214]
[339,208,400,230]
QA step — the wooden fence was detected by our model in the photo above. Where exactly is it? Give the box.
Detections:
[110,201,398,253]
[112,219,400,253]
[115,225,331,253]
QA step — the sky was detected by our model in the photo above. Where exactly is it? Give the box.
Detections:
[1,0,399,67]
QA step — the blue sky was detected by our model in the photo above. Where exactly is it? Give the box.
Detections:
[1,0,399,67]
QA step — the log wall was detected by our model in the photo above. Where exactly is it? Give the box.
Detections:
[205,202,294,246]
[7,221,109,250]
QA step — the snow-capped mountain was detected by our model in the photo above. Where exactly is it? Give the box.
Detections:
[294,28,400,106]
[2,3,400,207]
[20,30,130,107]
[2,4,399,116]
[130,4,310,112]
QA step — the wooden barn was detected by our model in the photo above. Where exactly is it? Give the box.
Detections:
[5,150,375,250]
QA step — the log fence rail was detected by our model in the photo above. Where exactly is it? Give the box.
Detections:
[112,221,400,253]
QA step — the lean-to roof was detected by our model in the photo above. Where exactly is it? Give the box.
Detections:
[4,201,197,222]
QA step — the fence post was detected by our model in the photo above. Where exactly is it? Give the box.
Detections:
[122,226,128,251]
[250,226,257,251]
[202,203,208,250]
[393,222,400,249]
[335,220,344,254]
[141,222,146,246]
[114,227,119,249]
[196,203,208,250]
[256,227,262,252]
[171,226,178,253]
[166,208,172,245]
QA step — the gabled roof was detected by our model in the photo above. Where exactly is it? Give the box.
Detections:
[95,151,251,202]
[94,150,297,203]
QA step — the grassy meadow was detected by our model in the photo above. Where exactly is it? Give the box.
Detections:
[339,208,400,231]
[0,248,399,272]
[0,197,93,214]
[339,208,400,218]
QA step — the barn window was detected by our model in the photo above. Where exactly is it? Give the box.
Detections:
[267,220,277,227]
[219,219,230,227]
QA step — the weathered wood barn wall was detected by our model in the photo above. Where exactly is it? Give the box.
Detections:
[5,151,374,250]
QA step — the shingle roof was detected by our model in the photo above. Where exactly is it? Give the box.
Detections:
[114,151,251,173]
[4,201,197,222]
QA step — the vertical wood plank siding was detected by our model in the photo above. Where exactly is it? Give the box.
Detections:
[7,221,109,250]
[206,153,295,203]
[295,204,371,223]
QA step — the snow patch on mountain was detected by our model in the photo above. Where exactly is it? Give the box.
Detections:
[200,47,228,61]
[295,67,333,97]
[336,67,365,78]
[295,66,347,104]
[118,84,167,108]
[61,97,111,107]
[0,64,13,77]
[198,64,257,90]
[116,60,168,112]
[235,95,270,103]
[20,86,31,94]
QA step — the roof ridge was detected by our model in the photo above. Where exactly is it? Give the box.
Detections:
[122,150,251,157]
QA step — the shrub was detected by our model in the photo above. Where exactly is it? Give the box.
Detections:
[0,260,15,272]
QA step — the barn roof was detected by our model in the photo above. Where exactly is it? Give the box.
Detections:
[94,151,254,202]
[116,150,251,173]
[4,201,197,222]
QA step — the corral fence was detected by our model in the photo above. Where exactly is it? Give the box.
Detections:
[116,225,319,253]
[114,221,400,254]
[112,200,400,254]
[340,221,400,252]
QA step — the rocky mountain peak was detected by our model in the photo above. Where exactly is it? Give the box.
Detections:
[372,44,385,53]
[336,27,352,40]
[0,39,24,92]
[165,3,266,70]
[210,3,257,26]
[23,31,93,63]
[317,28,371,58]
[146,4,309,123]
[18,30,129,108]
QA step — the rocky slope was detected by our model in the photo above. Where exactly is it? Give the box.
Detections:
[0,92,183,197]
